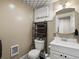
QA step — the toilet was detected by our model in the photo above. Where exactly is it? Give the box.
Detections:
[28,39,44,59]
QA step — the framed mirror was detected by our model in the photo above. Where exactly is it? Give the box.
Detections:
[56,8,75,34]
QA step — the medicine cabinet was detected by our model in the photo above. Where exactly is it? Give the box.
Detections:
[56,8,78,34]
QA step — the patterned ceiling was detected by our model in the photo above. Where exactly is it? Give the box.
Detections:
[23,0,53,8]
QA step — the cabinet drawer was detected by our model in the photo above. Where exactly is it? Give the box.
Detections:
[50,50,79,59]
[50,50,63,57]
[63,54,79,59]
[50,54,63,59]
[50,50,63,59]
[50,45,63,53]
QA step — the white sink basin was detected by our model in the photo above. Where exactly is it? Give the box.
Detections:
[50,37,79,49]
[53,37,77,43]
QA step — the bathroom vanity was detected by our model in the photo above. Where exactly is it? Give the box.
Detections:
[50,38,79,59]
[49,8,79,59]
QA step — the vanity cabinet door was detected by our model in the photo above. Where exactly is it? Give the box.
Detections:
[50,54,63,59]
[63,54,79,59]
[50,50,63,59]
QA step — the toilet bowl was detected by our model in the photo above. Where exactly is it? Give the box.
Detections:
[28,49,40,59]
[28,39,44,59]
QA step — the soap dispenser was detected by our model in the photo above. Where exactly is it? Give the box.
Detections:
[74,29,78,36]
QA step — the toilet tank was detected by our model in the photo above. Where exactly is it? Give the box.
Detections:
[34,40,44,50]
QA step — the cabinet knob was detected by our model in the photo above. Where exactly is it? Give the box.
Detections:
[60,55,62,56]
[65,56,67,58]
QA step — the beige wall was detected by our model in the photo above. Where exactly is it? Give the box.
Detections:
[47,20,55,46]
[0,0,33,59]
[48,0,79,45]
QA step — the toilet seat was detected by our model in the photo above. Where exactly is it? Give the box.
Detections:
[28,49,40,59]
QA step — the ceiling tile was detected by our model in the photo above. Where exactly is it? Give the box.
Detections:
[23,0,51,8]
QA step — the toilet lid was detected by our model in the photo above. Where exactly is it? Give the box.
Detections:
[28,49,40,58]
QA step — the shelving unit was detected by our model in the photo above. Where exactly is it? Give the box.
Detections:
[32,21,47,53]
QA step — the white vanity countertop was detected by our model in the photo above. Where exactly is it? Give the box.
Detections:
[50,39,79,50]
